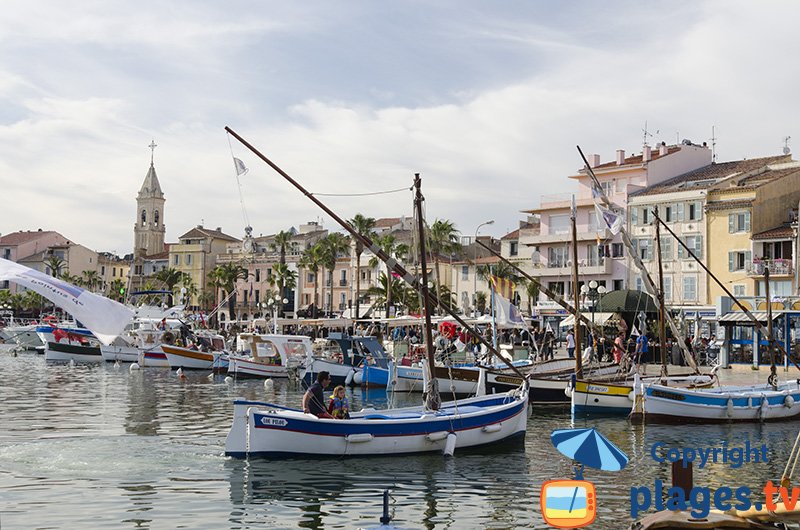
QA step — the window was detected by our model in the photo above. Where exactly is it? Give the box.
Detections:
[664,205,673,222]
[548,281,565,295]
[758,280,793,297]
[173,255,180,265]
[141,210,146,227]
[339,292,346,310]
[2,249,9,259]
[634,238,653,261]
[663,276,672,302]
[307,272,315,283]
[267,268,272,279]
[548,246,569,268]
[613,279,624,291]
[255,289,260,304]
[243,290,248,304]
[154,210,160,226]
[601,181,613,196]
[461,265,469,280]
[549,214,570,235]
[678,235,703,259]
[510,242,518,256]
[616,179,626,193]
[683,276,697,301]
[728,212,751,233]
[112,267,116,277]
[185,254,192,265]
[255,269,260,282]
[640,207,650,225]
[611,243,624,258]
[635,277,643,291]
[101,266,105,275]
[588,212,598,232]
[687,201,703,221]
[631,207,638,226]
[728,251,751,272]
[733,285,746,297]
[659,237,673,260]
[586,244,603,267]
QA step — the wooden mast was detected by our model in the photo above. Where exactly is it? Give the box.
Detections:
[570,195,583,379]
[765,268,777,389]
[413,173,440,410]
[654,208,668,377]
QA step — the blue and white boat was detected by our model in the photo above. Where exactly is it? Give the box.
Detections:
[301,333,391,387]
[224,383,529,458]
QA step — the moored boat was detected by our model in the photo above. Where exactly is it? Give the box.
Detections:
[228,334,309,379]
[44,340,103,363]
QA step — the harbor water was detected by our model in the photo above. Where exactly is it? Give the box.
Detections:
[1,350,797,529]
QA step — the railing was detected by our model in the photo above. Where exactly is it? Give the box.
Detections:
[748,258,793,276]
[339,279,347,286]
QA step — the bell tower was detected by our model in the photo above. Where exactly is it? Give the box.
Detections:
[134,140,166,258]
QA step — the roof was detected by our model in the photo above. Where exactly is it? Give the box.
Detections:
[590,145,681,170]
[631,155,791,197]
[179,226,240,242]
[501,228,520,241]
[0,230,63,246]
[752,224,795,240]
[145,250,170,260]
[705,199,753,212]
[374,217,402,228]
[138,163,164,197]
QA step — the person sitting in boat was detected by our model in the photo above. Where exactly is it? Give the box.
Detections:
[327,385,350,419]
[302,371,333,418]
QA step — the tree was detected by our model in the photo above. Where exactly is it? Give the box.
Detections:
[108,279,126,302]
[209,263,249,324]
[271,263,297,317]
[197,290,216,312]
[319,233,350,315]
[270,230,293,266]
[299,243,324,318]
[368,234,409,317]
[475,291,487,314]
[349,213,376,320]
[428,219,461,314]
[525,280,540,317]
[367,272,406,312]
[21,290,45,315]
[81,270,101,292]
[44,255,65,277]
[154,267,189,303]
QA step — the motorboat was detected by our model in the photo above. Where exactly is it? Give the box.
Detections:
[227,334,309,378]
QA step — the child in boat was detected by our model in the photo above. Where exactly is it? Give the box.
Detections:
[327,385,350,419]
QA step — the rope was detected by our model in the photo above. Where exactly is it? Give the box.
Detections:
[311,185,412,197]
[227,134,251,230]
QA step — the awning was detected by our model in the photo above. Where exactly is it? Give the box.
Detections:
[718,311,782,324]
[559,312,620,328]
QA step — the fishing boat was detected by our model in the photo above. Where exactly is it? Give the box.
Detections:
[3,323,43,350]
[44,340,103,363]
[225,385,529,458]
[300,333,391,387]
[162,332,227,370]
[228,334,309,378]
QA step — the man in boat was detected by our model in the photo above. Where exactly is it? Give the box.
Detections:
[303,371,333,418]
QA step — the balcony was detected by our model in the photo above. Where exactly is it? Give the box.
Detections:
[535,258,612,277]
[523,228,611,245]
[747,258,794,277]
[339,279,348,287]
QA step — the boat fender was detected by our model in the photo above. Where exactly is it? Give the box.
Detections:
[345,433,374,443]
[785,395,795,408]
[264,379,274,391]
[345,369,356,386]
[426,431,449,442]
[565,374,575,398]
[443,433,457,456]
[482,424,502,434]
[627,390,636,402]
[747,396,753,409]
[760,396,768,421]
[726,397,734,418]
[129,362,140,372]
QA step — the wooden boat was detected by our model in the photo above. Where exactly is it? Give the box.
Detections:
[162,343,226,371]
[224,384,529,458]
[44,340,103,363]
[228,334,309,379]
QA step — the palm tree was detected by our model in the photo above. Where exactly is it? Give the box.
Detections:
[22,290,45,315]
[319,233,350,316]
[270,230,293,265]
[180,274,198,306]
[428,219,461,313]
[349,214,376,319]
[271,263,298,317]
[368,234,408,317]
[108,279,126,302]
[197,290,216,312]
[44,255,65,277]
[367,272,406,312]
[525,280,540,316]
[299,243,324,318]
[475,291,487,315]
[155,268,188,303]
[81,270,101,292]
[209,263,249,324]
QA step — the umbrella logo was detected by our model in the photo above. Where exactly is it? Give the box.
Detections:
[541,428,628,528]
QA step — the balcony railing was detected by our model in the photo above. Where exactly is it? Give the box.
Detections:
[339,279,348,286]
[747,258,793,276]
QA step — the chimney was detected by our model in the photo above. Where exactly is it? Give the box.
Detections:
[643,145,652,162]
[590,154,601,168]
[216,227,222,232]
[616,149,625,165]
[659,142,668,156]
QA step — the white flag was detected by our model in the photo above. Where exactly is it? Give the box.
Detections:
[493,292,526,328]
[233,157,248,176]
[0,258,134,345]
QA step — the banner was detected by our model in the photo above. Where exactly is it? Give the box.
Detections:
[0,258,134,345]
[488,275,515,301]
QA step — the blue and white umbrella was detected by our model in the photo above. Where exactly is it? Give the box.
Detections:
[550,428,628,472]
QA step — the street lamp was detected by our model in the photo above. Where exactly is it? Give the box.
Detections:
[266,297,289,333]
[580,280,607,353]
[180,287,188,306]
[474,220,495,316]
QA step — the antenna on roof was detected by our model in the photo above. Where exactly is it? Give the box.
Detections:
[783,136,791,155]
[642,121,658,147]
[709,125,717,163]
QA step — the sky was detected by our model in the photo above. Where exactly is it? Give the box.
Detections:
[1,0,799,255]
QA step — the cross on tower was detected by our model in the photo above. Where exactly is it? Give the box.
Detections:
[149,139,157,165]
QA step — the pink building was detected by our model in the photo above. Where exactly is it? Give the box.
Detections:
[519,143,712,323]
[0,230,71,292]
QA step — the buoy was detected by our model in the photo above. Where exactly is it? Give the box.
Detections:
[726,397,734,417]
[264,379,274,391]
[68,359,75,368]
[443,432,457,456]
[225,376,233,384]
[345,369,355,386]
[785,395,795,408]
[114,359,120,369]
[177,367,187,380]
[760,396,768,421]
[130,362,140,371]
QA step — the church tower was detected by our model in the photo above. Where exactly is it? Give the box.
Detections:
[133,140,166,259]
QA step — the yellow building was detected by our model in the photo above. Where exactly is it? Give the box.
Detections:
[706,160,800,301]
[170,226,240,307]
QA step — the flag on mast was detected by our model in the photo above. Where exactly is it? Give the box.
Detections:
[233,157,248,176]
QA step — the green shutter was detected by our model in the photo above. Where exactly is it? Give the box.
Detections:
[728,251,734,272]
[729,213,735,233]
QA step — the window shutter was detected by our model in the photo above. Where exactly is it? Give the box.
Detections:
[677,202,685,221]
[728,251,734,272]
[745,250,752,267]
[728,214,735,233]
[631,208,638,225]
[678,239,684,259]
[647,241,653,261]
[695,236,703,259]
[695,201,703,220]
[744,212,751,232]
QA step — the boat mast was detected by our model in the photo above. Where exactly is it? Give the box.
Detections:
[570,195,583,379]
[224,127,526,378]
[576,146,699,374]
[654,208,668,377]
[765,268,777,389]
[413,174,441,410]
[654,215,798,373]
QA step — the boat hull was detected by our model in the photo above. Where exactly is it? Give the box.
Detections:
[631,382,800,423]
[44,341,103,363]
[228,355,289,378]
[225,388,529,458]
[162,344,222,370]
[353,364,389,388]
[301,359,360,387]
[138,348,169,368]
[100,344,141,363]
